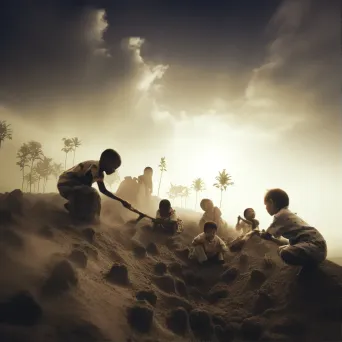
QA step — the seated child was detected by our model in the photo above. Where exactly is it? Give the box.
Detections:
[57,149,131,221]
[199,199,228,232]
[189,221,228,265]
[236,208,260,234]
[153,199,183,234]
[261,188,327,270]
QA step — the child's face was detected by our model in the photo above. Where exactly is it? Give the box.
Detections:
[160,205,170,217]
[265,199,277,216]
[204,201,214,211]
[103,159,121,175]
[245,209,256,220]
[204,228,216,241]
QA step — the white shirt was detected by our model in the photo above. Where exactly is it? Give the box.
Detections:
[58,160,104,186]
[192,232,227,257]
[266,207,325,245]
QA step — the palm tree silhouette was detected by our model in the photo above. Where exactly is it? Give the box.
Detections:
[16,143,30,190]
[35,157,53,192]
[24,171,39,192]
[182,186,191,208]
[62,138,73,170]
[213,169,234,208]
[0,120,13,148]
[192,178,205,209]
[71,137,82,165]
[27,141,44,193]
[157,157,167,196]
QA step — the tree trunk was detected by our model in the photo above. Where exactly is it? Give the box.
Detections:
[157,171,163,196]
[43,178,47,193]
[195,192,198,210]
[64,153,67,170]
[73,149,76,165]
[38,177,41,193]
[30,160,34,193]
[21,167,25,191]
[220,190,223,208]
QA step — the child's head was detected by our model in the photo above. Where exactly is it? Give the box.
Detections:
[200,199,214,212]
[159,199,171,216]
[144,167,153,177]
[203,221,217,241]
[264,188,289,215]
[243,208,256,220]
[99,149,121,175]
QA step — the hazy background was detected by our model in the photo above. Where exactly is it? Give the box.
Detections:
[0,0,340,256]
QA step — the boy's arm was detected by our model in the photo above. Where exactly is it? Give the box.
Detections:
[192,234,204,246]
[239,217,252,225]
[218,236,228,252]
[97,181,131,208]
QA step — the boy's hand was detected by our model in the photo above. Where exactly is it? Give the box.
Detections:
[121,200,132,209]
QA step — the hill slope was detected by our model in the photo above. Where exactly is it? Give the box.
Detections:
[0,190,341,342]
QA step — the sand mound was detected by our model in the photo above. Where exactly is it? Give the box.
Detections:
[0,190,341,342]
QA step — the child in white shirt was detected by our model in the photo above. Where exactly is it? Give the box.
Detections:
[190,221,228,265]
[261,188,327,269]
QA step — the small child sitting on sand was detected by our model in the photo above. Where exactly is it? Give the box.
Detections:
[189,221,228,265]
[236,208,260,234]
[199,199,228,232]
[153,199,183,235]
[261,188,327,272]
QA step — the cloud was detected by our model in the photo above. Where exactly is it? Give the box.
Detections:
[244,0,340,135]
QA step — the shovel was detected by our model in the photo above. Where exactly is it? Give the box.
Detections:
[115,195,155,224]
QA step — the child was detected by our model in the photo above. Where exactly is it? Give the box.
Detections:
[153,199,183,234]
[190,221,228,265]
[138,167,153,198]
[199,199,228,232]
[57,149,131,221]
[261,188,327,271]
[236,208,260,234]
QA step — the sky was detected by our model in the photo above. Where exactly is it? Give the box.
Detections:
[0,0,341,254]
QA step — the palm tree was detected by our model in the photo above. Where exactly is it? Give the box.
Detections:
[35,157,53,193]
[213,169,234,208]
[71,137,82,165]
[24,171,39,193]
[168,184,179,204]
[182,186,191,208]
[51,162,63,181]
[192,178,205,210]
[16,143,30,190]
[62,138,73,170]
[27,141,44,193]
[0,120,13,148]
[157,157,167,196]
[106,172,120,190]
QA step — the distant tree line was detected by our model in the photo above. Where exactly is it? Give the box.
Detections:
[2,120,235,206]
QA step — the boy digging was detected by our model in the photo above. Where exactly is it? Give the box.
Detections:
[236,208,260,234]
[190,221,228,265]
[57,149,131,222]
[261,188,327,274]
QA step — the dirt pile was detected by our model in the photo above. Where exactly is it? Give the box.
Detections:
[0,190,341,342]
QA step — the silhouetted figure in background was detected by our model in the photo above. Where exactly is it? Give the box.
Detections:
[57,149,130,222]
[261,188,327,274]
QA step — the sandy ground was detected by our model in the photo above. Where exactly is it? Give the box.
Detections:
[0,190,341,342]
